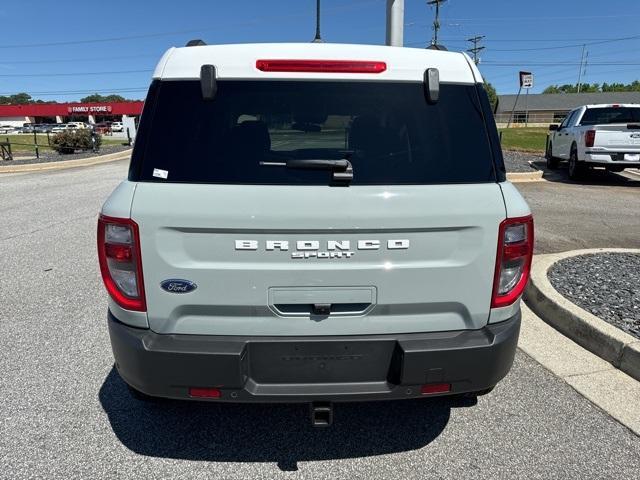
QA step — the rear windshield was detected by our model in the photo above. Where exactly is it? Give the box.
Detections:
[130,80,500,185]
[580,107,640,126]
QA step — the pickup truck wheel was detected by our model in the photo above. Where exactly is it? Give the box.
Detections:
[568,147,583,179]
[545,142,559,169]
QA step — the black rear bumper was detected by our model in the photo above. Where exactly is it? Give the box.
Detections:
[108,310,520,403]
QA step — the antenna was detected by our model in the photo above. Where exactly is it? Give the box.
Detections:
[427,0,448,47]
[312,0,322,43]
[467,35,485,65]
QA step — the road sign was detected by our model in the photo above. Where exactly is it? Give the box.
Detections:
[519,71,534,89]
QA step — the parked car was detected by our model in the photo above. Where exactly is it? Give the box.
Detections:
[110,121,124,132]
[0,124,20,134]
[98,42,533,426]
[546,104,640,178]
[92,122,111,134]
[21,123,36,133]
[35,124,54,133]
[51,124,68,133]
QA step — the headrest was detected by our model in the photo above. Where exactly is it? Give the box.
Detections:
[229,120,271,153]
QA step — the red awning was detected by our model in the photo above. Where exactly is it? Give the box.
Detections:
[0,101,144,117]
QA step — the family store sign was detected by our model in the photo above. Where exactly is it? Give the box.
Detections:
[67,105,113,113]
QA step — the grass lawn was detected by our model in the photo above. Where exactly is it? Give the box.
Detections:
[0,134,124,153]
[498,127,549,153]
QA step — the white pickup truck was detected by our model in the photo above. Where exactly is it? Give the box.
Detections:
[546,104,640,178]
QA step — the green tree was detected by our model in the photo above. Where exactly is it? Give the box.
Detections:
[544,80,640,93]
[484,82,498,110]
[79,93,127,103]
[0,93,33,104]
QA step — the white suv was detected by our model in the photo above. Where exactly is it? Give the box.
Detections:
[110,122,124,132]
[98,41,533,426]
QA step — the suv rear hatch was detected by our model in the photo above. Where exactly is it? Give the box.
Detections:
[129,78,507,336]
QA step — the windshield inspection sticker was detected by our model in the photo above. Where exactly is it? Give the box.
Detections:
[152,168,169,179]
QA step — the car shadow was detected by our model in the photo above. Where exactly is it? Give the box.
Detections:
[99,367,467,471]
[532,160,640,187]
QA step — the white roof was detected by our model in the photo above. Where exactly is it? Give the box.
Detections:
[153,43,482,84]
[583,104,640,108]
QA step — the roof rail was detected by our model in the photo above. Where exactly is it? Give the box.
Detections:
[186,39,207,47]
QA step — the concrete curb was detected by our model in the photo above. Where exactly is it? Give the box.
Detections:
[506,170,544,182]
[524,248,640,382]
[0,149,132,174]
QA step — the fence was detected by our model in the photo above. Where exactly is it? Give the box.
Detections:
[494,112,564,126]
[0,132,53,161]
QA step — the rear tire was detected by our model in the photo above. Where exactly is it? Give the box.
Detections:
[568,146,584,180]
[545,142,559,169]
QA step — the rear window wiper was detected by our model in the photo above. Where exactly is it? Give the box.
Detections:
[260,159,353,184]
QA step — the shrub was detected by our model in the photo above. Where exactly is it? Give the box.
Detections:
[51,130,102,154]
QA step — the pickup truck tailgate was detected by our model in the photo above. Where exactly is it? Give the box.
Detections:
[592,125,640,151]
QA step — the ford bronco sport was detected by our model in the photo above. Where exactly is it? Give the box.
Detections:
[98,42,533,425]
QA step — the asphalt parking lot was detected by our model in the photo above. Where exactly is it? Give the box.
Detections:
[1,160,639,479]
[516,164,640,253]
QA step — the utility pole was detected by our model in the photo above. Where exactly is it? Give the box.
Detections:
[467,35,485,65]
[385,0,404,46]
[576,44,586,93]
[312,0,322,43]
[427,0,448,47]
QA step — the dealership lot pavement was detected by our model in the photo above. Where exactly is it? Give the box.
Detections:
[1,160,639,479]
[516,166,640,253]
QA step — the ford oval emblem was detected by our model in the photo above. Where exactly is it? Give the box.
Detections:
[160,279,197,294]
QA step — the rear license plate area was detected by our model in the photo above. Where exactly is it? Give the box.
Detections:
[248,340,396,384]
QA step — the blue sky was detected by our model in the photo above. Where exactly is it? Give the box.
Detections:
[1,0,639,101]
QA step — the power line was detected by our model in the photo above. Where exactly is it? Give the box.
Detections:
[489,34,640,52]
[0,28,210,49]
[0,87,148,95]
[0,54,157,65]
[481,62,640,66]
[445,14,640,22]
[407,33,640,51]
[0,69,153,78]
[0,0,380,49]
[445,36,640,43]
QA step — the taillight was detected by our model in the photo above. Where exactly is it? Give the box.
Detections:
[255,59,387,73]
[491,215,534,308]
[97,214,146,311]
[585,130,596,148]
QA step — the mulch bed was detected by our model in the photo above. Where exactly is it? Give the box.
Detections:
[3,144,131,166]
[548,252,640,339]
